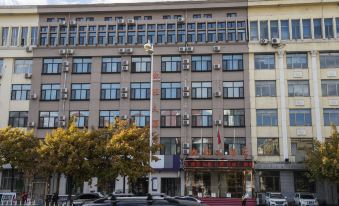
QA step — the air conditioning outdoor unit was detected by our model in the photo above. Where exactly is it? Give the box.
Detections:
[183,120,190,126]
[214,91,222,97]
[63,61,70,67]
[60,20,67,26]
[59,115,66,121]
[121,93,128,98]
[214,120,222,126]
[125,48,133,54]
[183,143,190,149]
[127,19,135,24]
[61,93,68,99]
[260,39,269,45]
[63,66,69,72]
[178,47,186,52]
[186,47,194,52]
[26,46,33,52]
[25,73,32,79]
[183,65,190,70]
[28,121,35,127]
[183,92,190,97]
[183,86,190,92]
[122,66,129,71]
[30,93,37,100]
[182,59,190,64]
[182,149,190,155]
[122,60,129,65]
[177,17,185,22]
[59,49,67,55]
[69,20,77,25]
[120,115,128,120]
[117,19,125,24]
[119,48,126,54]
[58,121,66,127]
[183,114,190,120]
[271,38,281,46]
[213,64,221,70]
[121,87,128,93]
[67,49,74,55]
[213,46,221,52]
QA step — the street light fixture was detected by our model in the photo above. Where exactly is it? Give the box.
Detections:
[144,40,154,194]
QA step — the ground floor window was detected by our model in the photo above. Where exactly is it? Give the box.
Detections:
[0,169,20,191]
[294,171,315,193]
[161,178,180,196]
[258,171,280,192]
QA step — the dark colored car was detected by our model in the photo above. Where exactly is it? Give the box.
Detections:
[73,193,103,206]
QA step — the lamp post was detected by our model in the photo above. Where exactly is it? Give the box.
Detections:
[144,40,154,194]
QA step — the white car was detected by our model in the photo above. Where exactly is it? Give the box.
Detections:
[265,192,288,206]
[294,193,318,206]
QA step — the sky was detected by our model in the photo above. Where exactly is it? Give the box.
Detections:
[0,0,190,5]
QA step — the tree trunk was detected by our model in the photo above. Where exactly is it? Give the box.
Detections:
[56,173,61,193]
[10,167,15,192]
[67,176,73,206]
[123,176,126,193]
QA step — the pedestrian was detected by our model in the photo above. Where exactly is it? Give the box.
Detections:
[242,192,249,206]
[52,192,59,206]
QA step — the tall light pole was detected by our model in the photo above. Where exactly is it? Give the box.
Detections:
[144,40,154,194]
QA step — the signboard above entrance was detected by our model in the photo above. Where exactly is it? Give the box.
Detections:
[184,160,253,169]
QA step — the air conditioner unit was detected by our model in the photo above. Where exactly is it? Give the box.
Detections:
[61,88,68,93]
[214,91,222,97]
[119,48,126,54]
[59,115,66,121]
[125,48,133,54]
[177,17,185,22]
[183,64,190,70]
[61,93,68,99]
[60,20,67,25]
[63,66,69,72]
[182,59,190,64]
[186,47,194,52]
[122,66,129,71]
[183,92,190,97]
[213,64,221,70]
[183,86,190,92]
[260,39,269,45]
[213,46,221,52]
[58,121,66,127]
[183,114,190,120]
[178,47,186,52]
[25,73,32,79]
[63,61,69,67]
[183,120,190,126]
[59,49,67,55]
[69,20,77,25]
[121,87,128,93]
[183,143,190,149]
[182,149,190,155]
[120,115,128,120]
[25,46,33,52]
[271,38,281,46]
[117,19,125,24]
[214,120,222,126]
[121,93,128,98]
[30,93,37,100]
[122,60,129,66]
[67,49,74,55]
[28,121,35,127]
[127,19,135,24]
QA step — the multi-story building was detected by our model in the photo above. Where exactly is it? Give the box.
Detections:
[248,0,339,204]
[0,5,38,192]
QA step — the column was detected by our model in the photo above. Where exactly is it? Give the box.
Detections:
[311,50,322,141]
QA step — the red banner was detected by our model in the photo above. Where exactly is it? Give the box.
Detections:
[184,160,253,169]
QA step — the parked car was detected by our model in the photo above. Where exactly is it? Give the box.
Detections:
[294,193,318,206]
[174,196,202,203]
[73,193,104,206]
[264,192,288,206]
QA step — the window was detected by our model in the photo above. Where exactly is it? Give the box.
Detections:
[0,59,3,74]
[131,57,151,72]
[31,27,38,45]
[11,84,31,100]
[258,171,280,192]
[160,110,181,128]
[193,14,201,19]
[8,111,28,127]
[291,19,301,39]
[11,27,18,46]
[289,109,312,126]
[160,137,181,155]
[288,80,309,97]
[99,110,119,128]
[104,17,112,21]
[192,109,213,127]
[255,81,276,97]
[287,53,308,69]
[14,59,32,74]
[46,18,54,22]
[257,138,279,156]
[163,15,171,19]
[260,21,268,39]
[42,58,62,74]
[41,84,60,101]
[131,82,150,100]
[86,17,94,22]
[192,137,213,155]
[226,13,237,17]
[39,111,58,128]
[223,109,245,127]
[72,58,91,73]
[192,82,212,99]
[102,57,121,73]
[294,172,316,193]
[336,18,339,38]
[71,83,90,100]
[291,138,313,162]
[281,20,290,40]
[21,27,28,46]
[313,19,322,39]
[324,18,334,38]
[321,80,339,96]
[191,56,212,72]
[174,15,182,19]
[224,137,245,155]
[256,109,278,126]
[255,54,275,69]
[161,82,181,99]
[130,110,150,127]
[250,21,258,41]
[324,108,339,126]
[70,111,89,128]
[144,16,152,20]
[0,169,19,190]
[100,83,120,100]
[161,56,181,72]
[223,81,244,99]
[204,14,212,19]
[320,52,339,68]
[270,20,279,38]
[222,54,243,71]
[302,19,311,39]
[2,27,9,46]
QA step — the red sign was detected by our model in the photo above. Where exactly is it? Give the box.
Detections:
[184,160,253,169]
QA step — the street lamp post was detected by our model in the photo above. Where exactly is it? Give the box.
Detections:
[144,40,154,194]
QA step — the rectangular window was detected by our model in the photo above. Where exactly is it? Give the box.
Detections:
[20,27,28,46]
[223,81,244,99]
[260,21,268,39]
[204,14,212,19]
[288,80,310,97]
[192,82,212,99]
[255,80,276,97]
[163,15,171,20]
[192,109,213,127]
[42,58,62,74]
[270,20,279,38]
[292,19,301,39]
[30,27,38,45]
[161,82,181,99]
[71,83,90,100]
[73,58,91,73]
[224,137,245,155]
[191,55,212,72]
[144,16,152,20]
[100,83,120,100]
[281,20,290,40]
[0,169,19,190]
[257,138,279,156]
[320,53,339,68]
[131,57,151,72]
[294,171,316,193]
[11,27,18,46]
[104,17,112,21]
[11,84,31,100]
[226,13,237,17]
[258,171,280,192]
[321,80,339,96]
[161,56,181,72]
[255,54,275,69]
[336,18,339,38]
[291,138,313,162]
[192,137,213,155]
[8,111,28,127]
[41,84,60,101]
[70,111,89,128]
[0,59,3,75]
[256,109,278,126]
[130,110,150,127]
[250,21,258,41]
[102,57,121,73]
[223,109,245,127]
[14,59,32,74]
[222,54,243,71]
[160,110,181,128]
[286,53,308,69]
[302,19,311,39]
[324,108,339,126]
[160,137,181,155]
[99,110,119,128]
[227,22,236,41]
[86,17,94,22]
[313,19,322,39]
[324,18,334,38]
[39,111,58,128]
[289,109,312,126]
[131,82,150,100]
[2,27,9,46]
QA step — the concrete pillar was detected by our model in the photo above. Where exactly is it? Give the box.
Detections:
[280,171,294,201]
[311,50,322,141]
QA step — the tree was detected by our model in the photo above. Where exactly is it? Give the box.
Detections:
[0,127,40,192]
[306,125,339,183]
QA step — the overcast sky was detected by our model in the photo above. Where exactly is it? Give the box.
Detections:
[0,0,190,5]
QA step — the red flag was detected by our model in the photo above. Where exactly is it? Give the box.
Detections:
[217,126,221,145]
